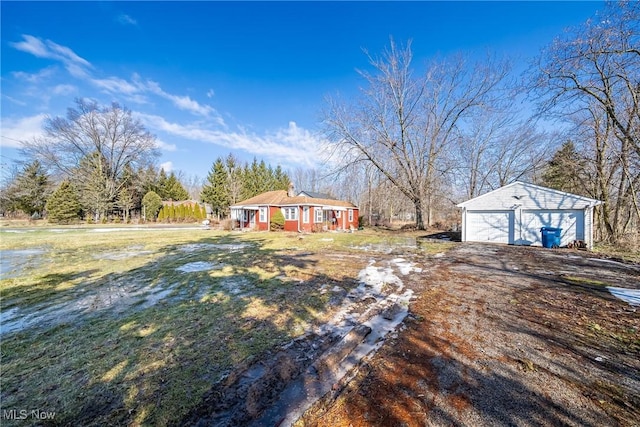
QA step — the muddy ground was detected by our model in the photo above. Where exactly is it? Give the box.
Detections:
[185,242,639,426]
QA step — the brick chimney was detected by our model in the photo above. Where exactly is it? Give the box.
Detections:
[287,182,295,197]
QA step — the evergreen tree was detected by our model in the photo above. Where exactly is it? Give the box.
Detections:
[273,165,290,191]
[142,191,162,221]
[46,181,81,223]
[166,173,190,200]
[157,206,166,222]
[12,160,51,217]
[540,141,588,196]
[194,204,204,220]
[157,169,169,198]
[201,158,229,219]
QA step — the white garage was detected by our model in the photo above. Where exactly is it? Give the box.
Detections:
[457,182,601,249]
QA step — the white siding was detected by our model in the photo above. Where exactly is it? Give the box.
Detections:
[458,182,600,211]
[458,182,601,248]
[519,210,583,247]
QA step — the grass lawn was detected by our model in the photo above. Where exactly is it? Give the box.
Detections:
[0,226,442,426]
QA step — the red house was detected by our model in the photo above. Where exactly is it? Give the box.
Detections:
[230,187,359,232]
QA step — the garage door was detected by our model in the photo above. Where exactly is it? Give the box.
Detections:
[520,210,583,247]
[466,210,513,244]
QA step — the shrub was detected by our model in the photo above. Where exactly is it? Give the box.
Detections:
[142,191,162,221]
[270,210,285,231]
[45,181,81,224]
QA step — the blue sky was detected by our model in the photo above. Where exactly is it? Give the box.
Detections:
[1,1,604,179]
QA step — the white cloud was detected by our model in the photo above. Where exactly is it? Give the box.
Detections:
[160,161,173,172]
[12,66,57,83]
[2,95,27,107]
[0,114,47,148]
[52,84,77,96]
[10,35,221,121]
[155,138,177,152]
[141,78,221,120]
[137,113,325,168]
[117,14,137,26]
[10,35,92,77]
[92,76,140,95]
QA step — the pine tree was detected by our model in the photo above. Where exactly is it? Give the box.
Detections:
[165,173,190,201]
[541,141,588,196]
[157,169,169,199]
[12,160,51,217]
[141,191,162,221]
[201,157,230,220]
[273,165,290,191]
[46,181,82,223]
[168,204,176,222]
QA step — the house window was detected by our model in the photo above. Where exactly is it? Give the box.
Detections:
[259,207,267,223]
[336,211,341,218]
[303,206,309,223]
[315,207,323,223]
[348,209,354,222]
[282,207,298,221]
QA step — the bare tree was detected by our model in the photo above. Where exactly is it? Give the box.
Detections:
[21,98,159,218]
[323,40,510,229]
[530,0,640,244]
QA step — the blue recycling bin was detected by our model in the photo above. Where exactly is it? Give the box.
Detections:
[540,227,562,248]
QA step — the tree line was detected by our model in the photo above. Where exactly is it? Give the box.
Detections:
[1,1,636,247]
[321,1,639,246]
[0,99,290,223]
[200,154,291,220]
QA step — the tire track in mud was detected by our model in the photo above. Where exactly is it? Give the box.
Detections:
[184,256,420,427]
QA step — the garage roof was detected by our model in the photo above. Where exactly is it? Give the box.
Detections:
[457,181,602,210]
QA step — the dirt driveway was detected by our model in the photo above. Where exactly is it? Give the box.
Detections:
[296,243,640,426]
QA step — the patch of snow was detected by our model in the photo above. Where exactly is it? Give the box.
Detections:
[357,264,402,292]
[1,248,47,279]
[178,243,249,253]
[94,250,154,261]
[392,258,423,275]
[319,238,334,242]
[607,286,640,306]
[176,261,223,273]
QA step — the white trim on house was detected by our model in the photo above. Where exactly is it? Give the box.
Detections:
[302,206,310,223]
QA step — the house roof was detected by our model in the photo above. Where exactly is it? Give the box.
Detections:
[231,190,289,207]
[230,190,357,209]
[457,181,602,210]
[297,190,335,200]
